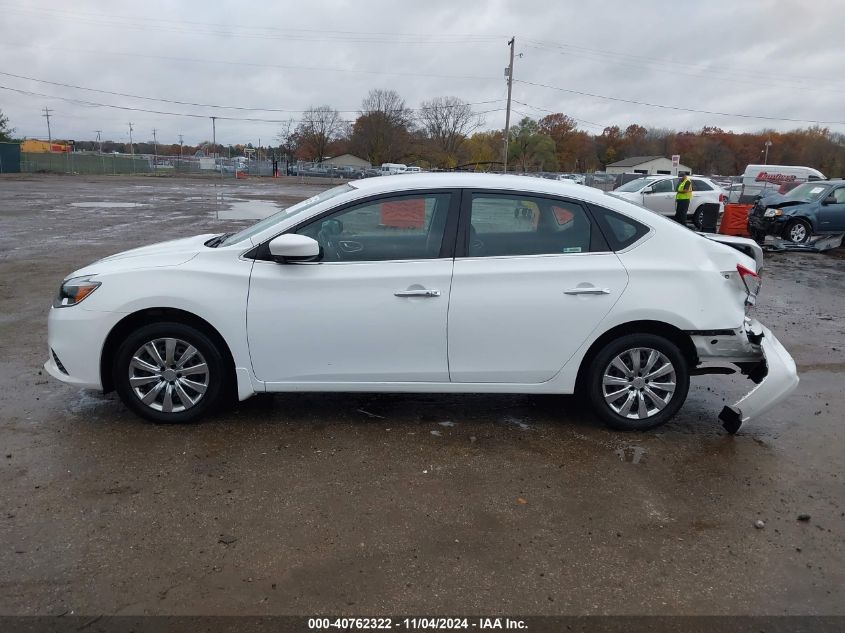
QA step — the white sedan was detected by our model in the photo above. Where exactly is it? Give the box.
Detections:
[45,174,798,432]
[610,175,725,228]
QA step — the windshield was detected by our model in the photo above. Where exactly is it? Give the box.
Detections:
[615,178,651,193]
[218,184,354,247]
[782,182,828,203]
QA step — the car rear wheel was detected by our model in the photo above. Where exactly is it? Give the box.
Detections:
[786,219,812,244]
[113,322,225,423]
[587,334,690,431]
[692,207,704,230]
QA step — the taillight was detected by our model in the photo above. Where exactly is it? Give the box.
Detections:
[737,263,761,307]
[719,193,726,203]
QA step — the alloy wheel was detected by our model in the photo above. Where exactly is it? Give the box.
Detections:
[789,223,807,243]
[602,347,677,420]
[128,337,209,413]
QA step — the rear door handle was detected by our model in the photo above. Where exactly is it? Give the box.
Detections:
[394,289,441,297]
[564,287,610,295]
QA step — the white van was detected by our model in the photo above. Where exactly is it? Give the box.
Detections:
[405,166,422,173]
[381,163,407,175]
[740,164,826,201]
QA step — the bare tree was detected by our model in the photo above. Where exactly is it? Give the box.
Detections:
[296,106,346,162]
[417,96,483,167]
[351,89,413,165]
[275,117,299,164]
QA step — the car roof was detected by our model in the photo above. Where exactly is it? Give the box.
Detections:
[349,172,610,203]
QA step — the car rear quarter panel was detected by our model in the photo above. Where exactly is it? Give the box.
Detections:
[610,230,748,331]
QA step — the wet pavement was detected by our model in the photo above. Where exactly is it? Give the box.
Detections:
[0,175,843,616]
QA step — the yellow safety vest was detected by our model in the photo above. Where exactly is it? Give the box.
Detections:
[676,179,692,200]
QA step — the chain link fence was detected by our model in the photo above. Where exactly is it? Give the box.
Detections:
[19,152,374,181]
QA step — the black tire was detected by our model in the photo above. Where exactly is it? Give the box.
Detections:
[785,218,812,244]
[586,333,690,431]
[113,321,226,423]
[692,207,704,230]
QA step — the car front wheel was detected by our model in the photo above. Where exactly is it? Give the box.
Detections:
[113,322,225,423]
[786,219,812,244]
[587,334,690,431]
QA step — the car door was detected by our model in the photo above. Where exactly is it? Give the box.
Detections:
[641,178,677,215]
[247,190,459,384]
[447,190,629,383]
[817,186,845,232]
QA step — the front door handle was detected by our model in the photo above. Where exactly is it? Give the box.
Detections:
[394,289,441,297]
[564,287,610,295]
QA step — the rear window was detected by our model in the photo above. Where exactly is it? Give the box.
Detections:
[692,180,714,191]
[587,203,650,251]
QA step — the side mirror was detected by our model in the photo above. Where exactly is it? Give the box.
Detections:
[642,186,654,194]
[822,195,837,205]
[268,234,320,262]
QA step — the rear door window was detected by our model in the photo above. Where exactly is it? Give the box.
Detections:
[587,203,650,251]
[464,193,607,257]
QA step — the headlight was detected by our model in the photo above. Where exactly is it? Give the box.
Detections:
[53,275,101,308]
[763,208,783,218]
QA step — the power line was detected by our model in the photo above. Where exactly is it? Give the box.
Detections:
[510,99,605,129]
[513,78,845,126]
[1,4,503,45]
[522,38,845,89]
[0,45,497,84]
[0,84,502,125]
[0,71,503,113]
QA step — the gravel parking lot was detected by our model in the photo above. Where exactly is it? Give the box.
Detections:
[1,175,843,616]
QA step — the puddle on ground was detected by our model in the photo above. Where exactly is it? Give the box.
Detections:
[217,199,281,220]
[500,415,532,431]
[70,202,147,208]
[615,445,647,464]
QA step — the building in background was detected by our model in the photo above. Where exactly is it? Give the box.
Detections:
[606,155,690,176]
[21,139,70,153]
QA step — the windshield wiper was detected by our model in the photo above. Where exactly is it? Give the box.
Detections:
[206,232,233,248]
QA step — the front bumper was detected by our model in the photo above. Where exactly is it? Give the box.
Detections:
[44,305,123,390]
[748,214,789,237]
[692,318,798,433]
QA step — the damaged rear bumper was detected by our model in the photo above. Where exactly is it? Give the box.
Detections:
[691,319,799,433]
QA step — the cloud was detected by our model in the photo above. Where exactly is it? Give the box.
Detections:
[1,0,843,146]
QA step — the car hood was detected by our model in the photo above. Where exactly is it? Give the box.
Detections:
[67,234,216,279]
[607,191,640,199]
[757,193,811,209]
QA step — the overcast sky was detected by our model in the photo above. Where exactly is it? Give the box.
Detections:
[1,0,843,147]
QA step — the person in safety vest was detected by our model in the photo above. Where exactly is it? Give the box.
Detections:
[674,175,693,224]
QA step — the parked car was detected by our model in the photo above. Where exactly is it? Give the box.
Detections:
[557,173,586,185]
[609,175,725,228]
[380,163,407,175]
[747,180,845,243]
[45,174,797,432]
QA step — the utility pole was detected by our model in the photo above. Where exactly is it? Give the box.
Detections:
[152,128,158,173]
[42,107,53,144]
[178,133,184,161]
[94,130,102,153]
[763,139,772,165]
[128,122,134,175]
[502,37,515,173]
[211,116,217,156]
